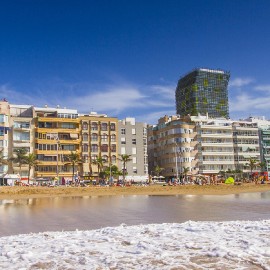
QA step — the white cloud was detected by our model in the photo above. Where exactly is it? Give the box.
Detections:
[68,87,147,114]
[229,78,254,88]
[151,85,175,99]
[254,85,270,92]
[136,110,176,124]
[230,93,270,112]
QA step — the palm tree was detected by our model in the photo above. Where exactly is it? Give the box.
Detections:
[104,164,121,179]
[183,167,190,182]
[258,162,266,172]
[10,148,27,176]
[154,165,164,177]
[66,152,83,182]
[245,157,258,181]
[118,154,132,183]
[24,153,38,184]
[92,156,105,178]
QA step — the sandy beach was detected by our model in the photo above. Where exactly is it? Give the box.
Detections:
[1,183,270,200]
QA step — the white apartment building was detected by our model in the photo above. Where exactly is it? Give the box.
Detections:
[0,100,11,177]
[118,117,148,181]
[148,114,262,177]
[9,104,35,179]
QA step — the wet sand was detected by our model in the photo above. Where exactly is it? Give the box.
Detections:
[1,183,270,200]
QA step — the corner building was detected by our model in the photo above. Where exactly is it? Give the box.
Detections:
[176,68,230,118]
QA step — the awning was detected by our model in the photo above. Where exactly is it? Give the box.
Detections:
[70,133,78,139]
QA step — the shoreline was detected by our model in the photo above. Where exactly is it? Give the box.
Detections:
[1,183,270,200]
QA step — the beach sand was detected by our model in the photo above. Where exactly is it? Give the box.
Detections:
[1,183,270,200]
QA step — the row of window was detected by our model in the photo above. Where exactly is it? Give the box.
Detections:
[82,144,116,153]
[82,154,117,163]
[82,122,116,131]
[82,133,116,142]
[35,144,77,151]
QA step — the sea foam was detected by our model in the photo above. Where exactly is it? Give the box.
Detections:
[0,220,270,269]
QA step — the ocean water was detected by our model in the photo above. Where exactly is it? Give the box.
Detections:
[1,193,270,269]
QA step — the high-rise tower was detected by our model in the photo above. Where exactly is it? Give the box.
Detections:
[175,68,230,118]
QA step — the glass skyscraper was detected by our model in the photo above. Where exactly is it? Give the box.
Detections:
[175,68,230,118]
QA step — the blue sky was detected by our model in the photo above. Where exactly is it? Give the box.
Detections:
[1,0,270,123]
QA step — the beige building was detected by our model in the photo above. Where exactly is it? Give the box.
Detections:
[79,112,118,178]
[33,106,80,179]
[148,115,197,179]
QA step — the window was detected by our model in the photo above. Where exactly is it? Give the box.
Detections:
[62,145,76,151]
[83,155,89,162]
[110,123,116,131]
[121,128,126,135]
[121,138,126,144]
[101,123,108,131]
[132,139,136,144]
[101,144,108,152]
[91,154,97,161]
[111,144,116,152]
[111,155,116,163]
[111,134,116,142]
[91,122,98,131]
[82,133,88,141]
[133,167,137,173]
[132,147,136,154]
[132,128,136,135]
[91,133,98,141]
[101,133,108,142]
[102,155,108,162]
[121,147,126,154]
[82,144,88,152]
[91,144,98,152]
[82,122,88,130]
[133,157,137,163]
[62,123,76,129]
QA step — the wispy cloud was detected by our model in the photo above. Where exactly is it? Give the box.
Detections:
[136,109,176,124]
[150,85,175,99]
[229,77,254,88]
[254,85,270,92]
[230,93,270,113]
[0,81,176,123]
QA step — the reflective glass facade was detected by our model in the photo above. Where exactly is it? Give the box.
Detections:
[176,68,230,118]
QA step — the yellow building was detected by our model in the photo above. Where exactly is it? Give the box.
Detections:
[79,112,118,178]
[34,106,80,179]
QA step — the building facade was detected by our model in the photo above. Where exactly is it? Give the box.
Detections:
[118,118,148,181]
[9,104,35,179]
[176,68,230,118]
[0,100,11,177]
[33,106,80,179]
[148,114,262,178]
[148,115,197,179]
[79,112,118,178]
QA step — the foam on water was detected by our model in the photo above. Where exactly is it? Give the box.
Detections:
[1,220,270,270]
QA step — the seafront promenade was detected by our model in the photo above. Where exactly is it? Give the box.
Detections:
[1,183,270,200]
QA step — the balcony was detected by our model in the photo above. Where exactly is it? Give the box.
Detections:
[36,127,79,134]
[202,151,234,155]
[201,133,232,138]
[202,160,235,165]
[36,138,80,145]
[13,141,31,148]
[37,117,79,123]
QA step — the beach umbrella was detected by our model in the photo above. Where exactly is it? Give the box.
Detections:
[225,177,235,185]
